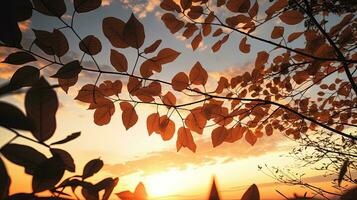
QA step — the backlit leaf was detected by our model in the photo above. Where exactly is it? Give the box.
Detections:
[120,102,138,130]
[239,37,250,53]
[147,113,160,135]
[144,39,162,54]
[155,48,180,65]
[271,26,284,39]
[161,13,185,34]
[279,10,304,25]
[176,127,196,152]
[123,13,145,49]
[79,35,102,55]
[189,61,208,85]
[191,32,202,51]
[180,0,192,10]
[211,126,228,147]
[245,130,257,145]
[102,17,129,48]
[172,72,189,91]
[158,115,175,141]
[226,0,251,13]
[110,49,128,72]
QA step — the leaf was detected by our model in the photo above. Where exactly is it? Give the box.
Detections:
[79,35,102,55]
[185,109,207,134]
[51,29,69,57]
[13,0,33,22]
[341,187,357,200]
[33,29,55,55]
[82,158,104,179]
[102,177,119,200]
[0,143,46,175]
[32,156,65,193]
[226,0,251,13]
[191,32,202,51]
[50,148,75,172]
[162,91,176,107]
[188,6,203,19]
[0,157,10,200]
[33,0,66,17]
[215,77,229,94]
[25,77,59,142]
[279,10,304,25]
[338,160,349,186]
[176,127,196,152]
[120,102,138,130]
[116,182,147,200]
[183,23,198,39]
[248,1,259,18]
[140,59,162,78]
[110,49,128,72]
[241,184,260,200]
[99,80,123,97]
[51,60,82,79]
[82,183,99,200]
[265,0,287,18]
[58,76,78,93]
[265,124,273,136]
[211,126,228,147]
[0,101,35,131]
[189,61,208,85]
[2,51,36,65]
[239,37,250,53]
[172,72,189,91]
[146,113,160,135]
[287,31,303,42]
[158,115,175,141]
[75,84,102,103]
[217,0,225,7]
[9,66,40,89]
[102,17,129,48]
[245,130,257,145]
[254,51,269,69]
[93,98,115,126]
[225,125,245,143]
[155,48,181,65]
[0,1,22,47]
[50,132,81,145]
[180,0,192,10]
[271,26,284,39]
[160,0,181,12]
[74,0,101,13]
[123,13,145,49]
[161,13,185,34]
[144,39,162,54]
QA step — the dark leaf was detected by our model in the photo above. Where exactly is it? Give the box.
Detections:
[341,187,357,200]
[50,148,75,172]
[13,0,33,22]
[102,17,129,48]
[51,61,82,79]
[102,177,118,200]
[33,0,66,17]
[82,158,103,179]
[50,132,81,145]
[144,39,162,54]
[0,144,46,175]
[0,101,35,131]
[10,66,40,89]
[81,183,99,200]
[122,13,145,49]
[0,1,22,47]
[25,77,59,142]
[74,0,101,13]
[32,156,65,193]
[79,35,102,55]
[338,159,349,186]
[0,157,10,199]
[2,52,36,65]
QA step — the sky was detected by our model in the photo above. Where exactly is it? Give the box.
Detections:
[0,0,347,199]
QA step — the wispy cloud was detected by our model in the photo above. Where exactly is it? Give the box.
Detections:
[121,0,161,18]
[103,134,289,177]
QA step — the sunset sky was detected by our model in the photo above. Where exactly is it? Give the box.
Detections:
[0,0,348,199]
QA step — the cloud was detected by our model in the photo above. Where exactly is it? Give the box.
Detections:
[103,133,289,177]
[121,0,161,18]
[102,0,114,6]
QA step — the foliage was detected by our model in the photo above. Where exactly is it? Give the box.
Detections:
[0,0,357,199]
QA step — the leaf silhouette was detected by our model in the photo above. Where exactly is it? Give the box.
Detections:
[341,186,357,200]
[102,17,129,48]
[79,35,102,55]
[110,49,128,72]
[13,0,33,22]
[50,148,75,172]
[75,84,102,103]
[0,143,46,175]
[279,10,304,25]
[32,156,65,193]
[9,66,40,89]
[0,157,10,200]
[189,61,208,85]
[0,101,35,131]
[120,102,138,130]
[33,0,66,17]
[58,76,78,93]
[161,13,184,34]
[144,39,162,54]
[176,127,196,152]
[74,0,101,13]
[2,51,36,65]
[33,29,69,57]
[271,26,284,39]
[25,77,59,142]
[239,37,250,53]
[123,13,145,49]
[211,126,228,147]
[0,1,22,47]
[171,72,189,91]
[50,132,81,145]
[116,182,147,200]
[52,60,82,79]
[226,0,251,13]
[82,158,104,179]
[241,184,260,200]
